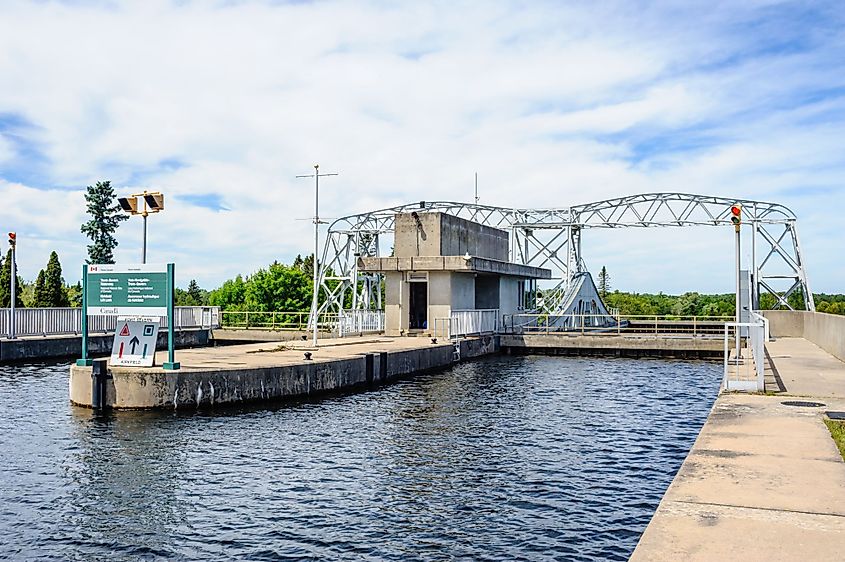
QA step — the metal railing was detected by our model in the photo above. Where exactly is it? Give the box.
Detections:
[337,310,385,336]
[436,309,499,339]
[218,310,385,336]
[220,310,313,331]
[0,306,220,338]
[723,316,767,392]
[501,313,732,338]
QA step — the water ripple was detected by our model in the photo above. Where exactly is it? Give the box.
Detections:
[0,355,721,561]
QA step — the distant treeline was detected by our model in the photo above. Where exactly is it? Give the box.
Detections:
[598,290,845,317]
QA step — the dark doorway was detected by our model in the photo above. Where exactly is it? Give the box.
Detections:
[409,282,428,329]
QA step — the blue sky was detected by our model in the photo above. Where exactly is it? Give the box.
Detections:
[0,0,843,293]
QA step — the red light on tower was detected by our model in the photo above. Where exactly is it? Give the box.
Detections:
[730,204,742,229]
[8,232,15,247]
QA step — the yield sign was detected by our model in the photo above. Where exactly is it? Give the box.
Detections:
[119,324,131,336]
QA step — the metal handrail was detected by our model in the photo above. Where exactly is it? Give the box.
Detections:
[501,313,733,338]
[218,310,386,335]
[1,306,220,338]
[723,320,766,392]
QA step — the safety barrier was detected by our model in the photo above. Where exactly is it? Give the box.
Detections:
[337,310,385,336]
[1,306,219,338]
[501,313,731,337]
[722,314,767,392]
[435,309,499,339]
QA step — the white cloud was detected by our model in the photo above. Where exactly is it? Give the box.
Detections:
[0,0,843,292]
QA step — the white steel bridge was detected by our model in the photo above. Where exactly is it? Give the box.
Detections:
[311,192,814,330]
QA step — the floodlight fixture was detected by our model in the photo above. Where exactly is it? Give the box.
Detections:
[144,193,164,211]
[118,196,139,214]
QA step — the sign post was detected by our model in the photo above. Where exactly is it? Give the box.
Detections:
[76,264,92,366]
[163,263,180,370]
[77,263,179,370]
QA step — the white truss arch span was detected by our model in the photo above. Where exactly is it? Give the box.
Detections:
[310,193,813,329]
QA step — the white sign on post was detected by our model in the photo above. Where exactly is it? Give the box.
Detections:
[110,317,160,367]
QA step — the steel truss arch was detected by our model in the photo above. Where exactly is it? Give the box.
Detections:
[310,193,813,329]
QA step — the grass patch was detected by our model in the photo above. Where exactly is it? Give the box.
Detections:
[824,418,845,462]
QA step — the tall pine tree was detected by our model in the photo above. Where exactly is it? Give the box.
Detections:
[43,251,69,307]
[0,249,24,308]
[80,180,128,264]
[598,266,611,299]
[33,270,48,307]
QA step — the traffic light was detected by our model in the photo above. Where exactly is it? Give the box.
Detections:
[8,232,15,247]
[118,196,139,213]
[730,204,742,230]
[144,192,164,211]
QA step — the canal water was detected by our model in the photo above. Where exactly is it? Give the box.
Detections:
[0,355,721,561]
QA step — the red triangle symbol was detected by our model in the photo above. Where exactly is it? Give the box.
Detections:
[119,324,130,336]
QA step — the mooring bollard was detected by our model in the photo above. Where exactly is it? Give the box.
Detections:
[91,359,110,410]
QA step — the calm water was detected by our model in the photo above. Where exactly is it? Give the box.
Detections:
[0,355,721,561]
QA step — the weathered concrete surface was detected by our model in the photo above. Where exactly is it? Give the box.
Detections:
[69,335,498,409]
[1,328,210,363]
[763,310,805,338]
[500,334,723,358]
[763,310,845,362]
[212,329,320,343]
[631,339,845,561]
[804,312,845,363]
[766,337,845,398]
[394,211,509,261]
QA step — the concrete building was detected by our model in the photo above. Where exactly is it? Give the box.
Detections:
[358,212,551,337]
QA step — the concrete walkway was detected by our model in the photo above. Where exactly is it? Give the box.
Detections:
[766,337,845,398]
[150,336,440,371]
[631,337,845,561]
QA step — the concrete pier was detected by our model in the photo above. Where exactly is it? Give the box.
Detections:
[630,335,845,561]
[69,335,497,409]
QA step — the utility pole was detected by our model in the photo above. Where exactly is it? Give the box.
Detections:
[8,232,16,339]
[297,164,338,347]
[474,172,479,205]
[731,204,743,360]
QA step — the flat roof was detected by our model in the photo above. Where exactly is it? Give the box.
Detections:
[358,256,552,279]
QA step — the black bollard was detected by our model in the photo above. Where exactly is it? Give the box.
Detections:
[91,359,109,410]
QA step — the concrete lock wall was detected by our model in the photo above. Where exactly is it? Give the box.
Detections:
[762,310,845,363]
[1,328,211,363]
[803,312,845,362]
[763,310,805,337]
[70,336,501,409]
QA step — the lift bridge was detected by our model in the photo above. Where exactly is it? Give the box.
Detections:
[310,192,814,331]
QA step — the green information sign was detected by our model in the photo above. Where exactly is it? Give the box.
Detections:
[85,264,168,316]
[77,263,180,371]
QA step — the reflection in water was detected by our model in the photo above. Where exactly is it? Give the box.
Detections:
[63,409,189,559]
[0,356,721,561]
